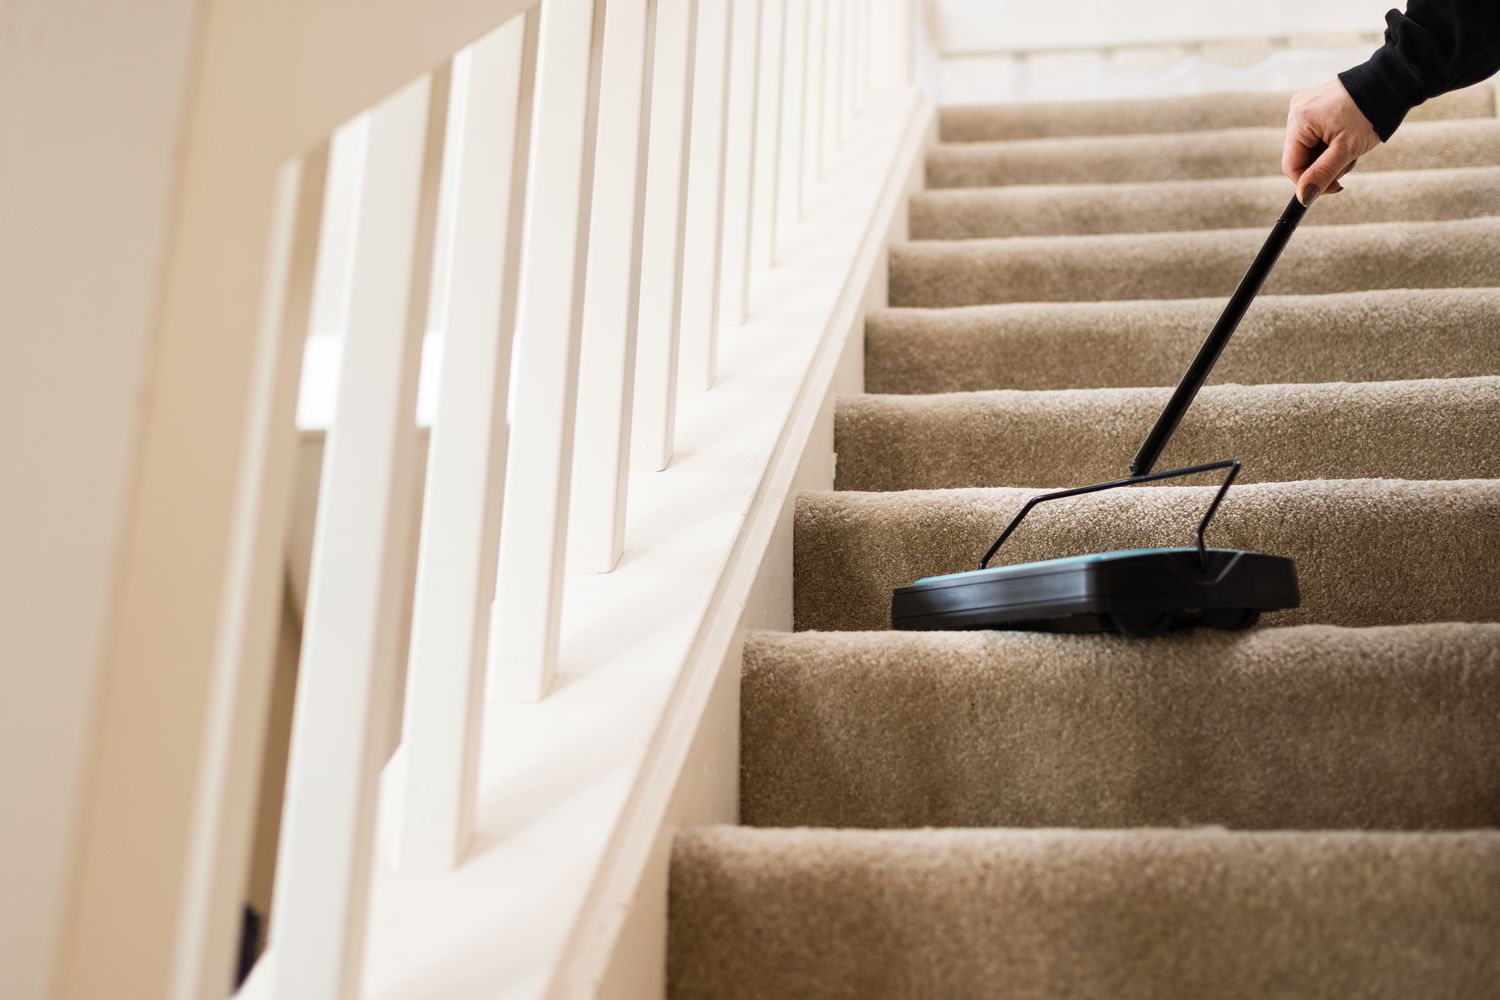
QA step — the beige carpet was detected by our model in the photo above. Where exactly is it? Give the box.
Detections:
[670,85,1500,998]
[912,166,1500,239]
[795,480,1500,631]
[891,217,1500,307]
[740,625,1500,829]
[866,289,1500,393]
[937,82,1494,141]
[671,827,1500,1000]
[929,118,1500,188]
[835,376,1500,491]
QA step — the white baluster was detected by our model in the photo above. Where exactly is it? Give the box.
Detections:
[852,0,869,113]
[632,0,698,471]
[776,0,807,248]
[490,0,608,701]
[803,0,827,194]
[393,11,537,874]
[171,141,328,1000]
[268,67,449,1000]
[570,0,658,574]
[869,0,914,88]
[717,0,762,326]
[840,0,864,123]
[825,0,845,159]
[750,0,785,270]
[677,0,734,393]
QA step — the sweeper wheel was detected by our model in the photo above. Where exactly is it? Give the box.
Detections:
[1201,608,1260,631]
[1110,611,1173,637]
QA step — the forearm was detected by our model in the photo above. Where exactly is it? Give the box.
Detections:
[1339,0,1500,141]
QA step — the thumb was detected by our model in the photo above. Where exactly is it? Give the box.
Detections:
[1296,142,1352,205]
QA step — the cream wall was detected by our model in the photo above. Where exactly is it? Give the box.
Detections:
[920,0,1399,105]
[0,2,200,998]
[925,0,1396,55]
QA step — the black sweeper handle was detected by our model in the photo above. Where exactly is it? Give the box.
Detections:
[1129,193,1309,476]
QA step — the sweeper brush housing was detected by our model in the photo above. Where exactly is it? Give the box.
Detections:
[891,547,1299,635]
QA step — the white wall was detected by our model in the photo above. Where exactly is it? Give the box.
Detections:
[0,2,200,998]
[920,0,1396,104]
[925,0,1395,55]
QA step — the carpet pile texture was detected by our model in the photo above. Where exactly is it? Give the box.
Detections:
[669,83,1500,998]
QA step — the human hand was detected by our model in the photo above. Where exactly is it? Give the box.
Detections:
[1283,77,1382,206]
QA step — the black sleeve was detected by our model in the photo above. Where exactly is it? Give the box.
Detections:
[1338,0,1500,141]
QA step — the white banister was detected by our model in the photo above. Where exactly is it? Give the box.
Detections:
[826,0,846,159]
[287,0,538,153]
[677,0,734,393]
[172,142,330,1000]
[750,0,785,270]
[489,0,608,701]
[717,0,763,326]
[803,0,828,195]
[393,12,537,874]
[852,0,864,122]
[31,0,926,990]
[852,0,864,115]
[632,0,699,471]
[268,67,450,1000]
[776,0,808,246]
[852,0,864,112]
[571,0,659,574]
[868,0,914,87]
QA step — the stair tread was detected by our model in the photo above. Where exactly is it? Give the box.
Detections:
[670,826,1500,1000]
[936,83,1494,142]
[928,117,1500,188]
[741,624,1500,829]
[890,216,1500,307]
[911,166,1500,239]
[794,478,1500,631]
[672,78,1500,998]
[865,288,1500,393]
[834,376,1500,491]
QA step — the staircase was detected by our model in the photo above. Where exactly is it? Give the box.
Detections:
[667,84,1500,997]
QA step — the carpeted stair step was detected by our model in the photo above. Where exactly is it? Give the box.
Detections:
[740,625,1500,829]
[793,479,1500,631]
[669,827,1500,1000]
[928,118,1500,188]
[890,217,1500,308]
[937,83,1494,142]
[865,288,1500,394]
[911,166,1500,239]
[834,376,1500,492]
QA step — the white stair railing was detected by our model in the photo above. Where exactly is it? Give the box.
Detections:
[677,0,734,393]
[393,12,539,873]
[269,67,452,998]
[718,0,764,325]
[52,0,916,995]
[633,0,699,473]
[570,0,657,575]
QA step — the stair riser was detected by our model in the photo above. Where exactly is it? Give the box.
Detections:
[741,626,1500,829]
[928,119,1500,188]
[865,290,1500,393]
[793,481,1500,631]
[835,378,1500,492]
[911,168,1500,239]
[937,84,1494,142]
[890,219,1500,308]
[670,828,1500,1000]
